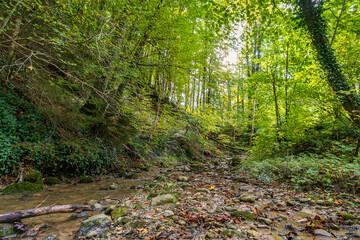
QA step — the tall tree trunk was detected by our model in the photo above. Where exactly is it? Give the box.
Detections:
[298,0,360,125]
[285,41,289,122]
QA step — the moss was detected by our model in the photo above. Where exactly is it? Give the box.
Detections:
[45,177,62,185]
[338,212,356,220]
[222,229,243,238]
[79,176,94,183]
[0,223,19,238]
[26,171,43,184]
[2,181,44,195]
[231,211,256,221]
[110,206,129,220]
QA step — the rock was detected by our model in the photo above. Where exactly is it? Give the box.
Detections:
[92,203,102,211]
[257,224,269,229]
[177,176,189,182]
[343,220,355,225]
[222,229,244,238]
[286,201,296,206]
[258,217,272,225]
[79,176,94,183]
[330,223,340,230]
[111,206,129,219]
[109,183,121,190]
[117,216,132,225]
[2,181,44,195]
[338,212,356,220]
[298,198,310,203]
[239,196,255,203]
[178,220,186,225]
[277,214,288,220]
[231,211,256,221]
[163,210,174,217]
[224,207,237,212]
[247,230,261,238]
[317,200,326,206]
[151,194,177,206]
[0,223,19,238]
[205,232,216,239]
[129,220,147,228]
[44,177,62,185]
[78,214,112,238]
[314,229,333,238]
[196,188,210,194]
[42,234,60,240]
[71,211,89,218]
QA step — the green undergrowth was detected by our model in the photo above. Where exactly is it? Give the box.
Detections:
[240,153,360,194]
[0,89,117,178]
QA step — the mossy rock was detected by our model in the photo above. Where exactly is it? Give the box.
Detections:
[110,206,129,219]
[0,223,19,238]
[26,171,43,184]
[129,220,147,228]
[2,181,44,195]
[222,229,244,238]
[338,212,356,220]
[231,210,256,221]
[79,176,94,183]
[44,177,62,185]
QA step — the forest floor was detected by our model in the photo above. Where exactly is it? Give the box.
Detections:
[77,161,360,240]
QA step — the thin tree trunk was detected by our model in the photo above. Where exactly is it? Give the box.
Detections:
[285,41,289,122]
[330,0,346,48]
[249,96,256,148]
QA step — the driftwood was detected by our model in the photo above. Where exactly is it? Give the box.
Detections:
[0,204,91,223]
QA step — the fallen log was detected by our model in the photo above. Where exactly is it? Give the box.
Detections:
[0,204,91,223]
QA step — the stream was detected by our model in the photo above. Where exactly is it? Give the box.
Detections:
[0,170,159,239]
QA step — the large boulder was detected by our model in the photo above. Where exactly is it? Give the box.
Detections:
[78,214,112,238]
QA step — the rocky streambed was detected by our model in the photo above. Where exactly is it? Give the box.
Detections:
[1,162,360,240]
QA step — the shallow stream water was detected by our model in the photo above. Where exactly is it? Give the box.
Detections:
[0,171,158,239]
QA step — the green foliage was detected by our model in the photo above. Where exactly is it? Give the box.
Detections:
[240,153,360,192]
[147,176,178,199]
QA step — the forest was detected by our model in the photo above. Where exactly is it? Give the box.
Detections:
[0,0,359,239]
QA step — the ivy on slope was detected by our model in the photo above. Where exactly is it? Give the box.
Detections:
[0,89,116,177]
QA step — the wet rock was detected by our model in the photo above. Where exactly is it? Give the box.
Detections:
[258,217,272,225]
[239,195,255,203]
[0,223,19,238]
[178,220,186,225]
[163,210,174,217]
[277,214,288,220]
[109,183,121,190]
[151,194,177,206]
[42,234,60,240]
[79,176,94,183]
[346,232,360,239]
[78,214,112,238]
[72,211,89,219]
[314,229,333,238]
[177,176,189,182]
